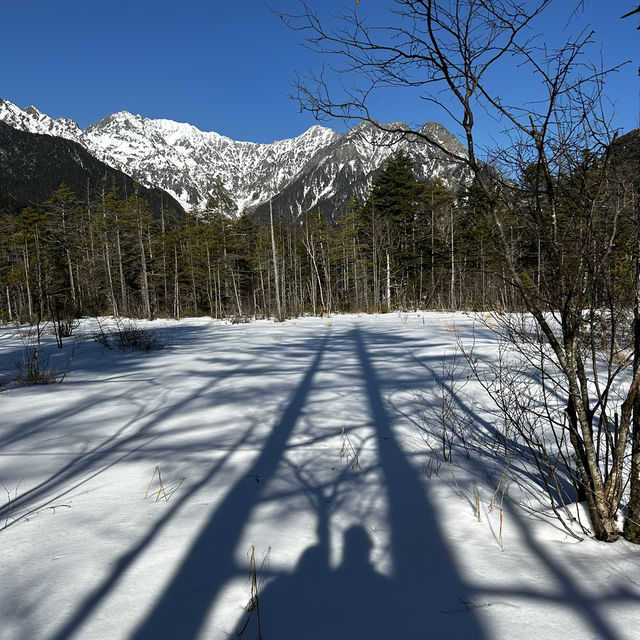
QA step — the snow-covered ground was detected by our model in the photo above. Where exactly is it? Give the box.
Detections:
[1,313,639,640]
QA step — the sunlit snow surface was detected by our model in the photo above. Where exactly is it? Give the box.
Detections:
[1,314,639,640]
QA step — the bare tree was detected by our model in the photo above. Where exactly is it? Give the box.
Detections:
[619,0,640,546]
[279,0,638,542]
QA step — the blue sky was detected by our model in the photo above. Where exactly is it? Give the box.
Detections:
[1,1,638,147]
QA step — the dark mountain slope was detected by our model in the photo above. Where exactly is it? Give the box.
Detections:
[0,121,184,216]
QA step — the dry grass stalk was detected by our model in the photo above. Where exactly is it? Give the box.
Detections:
[340,427,361,470]
[488,462,511,551]
[249,546,259,611]
[237,545,263,639]
[424,455,441,479]
[144,466,168,502]
[499,494,505,552]
[488,462,512,512]
[449,468,465,500]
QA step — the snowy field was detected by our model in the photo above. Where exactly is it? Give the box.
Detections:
[1,313,639,640]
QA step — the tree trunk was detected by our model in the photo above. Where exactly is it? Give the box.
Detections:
[386,251,391,310]
[270,199,282,320]
[624,158,640,543]
[138,216,152,319]
[114,210,127,316]
[173,244,180,320]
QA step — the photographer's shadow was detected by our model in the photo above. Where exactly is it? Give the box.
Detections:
[244,525,422,640]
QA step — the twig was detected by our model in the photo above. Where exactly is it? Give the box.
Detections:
[2,481,22,529]
[340,427,361,470]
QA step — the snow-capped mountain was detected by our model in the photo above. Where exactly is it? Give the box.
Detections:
[254,120,470,219]
[0,99,84,143]
[0,98,470,217]
[85,113,340,214]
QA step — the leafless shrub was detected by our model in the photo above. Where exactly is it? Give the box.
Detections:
[57,316,80,339]
[1,481,22,529]
[92,318,113,349]
[93,318,161,352]
[114,319,159,351]
[461,321,588,540]
[416,348,473,463]
[14,320,56,384]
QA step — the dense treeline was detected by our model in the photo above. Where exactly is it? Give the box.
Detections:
[0,144,636,325]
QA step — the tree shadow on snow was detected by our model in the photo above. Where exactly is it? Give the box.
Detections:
[0,321,316,527]
[147,324,484,639]
[355,322,636,640]
[124,333,332,640]
[18,317,632,640]
[23,327,327,640]
[238,326,487,640]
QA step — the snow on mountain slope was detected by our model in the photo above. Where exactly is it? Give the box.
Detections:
[0,99,85,144]
[0,98,339,213]
[257,120,471,219]
[83,111,339,213]
[0,98,470,216]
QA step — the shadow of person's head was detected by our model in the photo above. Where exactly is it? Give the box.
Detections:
[340,525,373,572]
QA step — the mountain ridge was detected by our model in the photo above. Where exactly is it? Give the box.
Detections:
[0,98,471,217]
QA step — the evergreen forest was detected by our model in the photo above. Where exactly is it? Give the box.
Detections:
[0,138,637,326]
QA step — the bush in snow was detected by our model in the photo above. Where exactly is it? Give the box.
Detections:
[94,318,161,352]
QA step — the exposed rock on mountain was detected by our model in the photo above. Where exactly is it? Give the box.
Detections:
[254,120,470,220]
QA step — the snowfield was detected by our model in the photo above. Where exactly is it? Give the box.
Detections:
[1,313,639,640]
